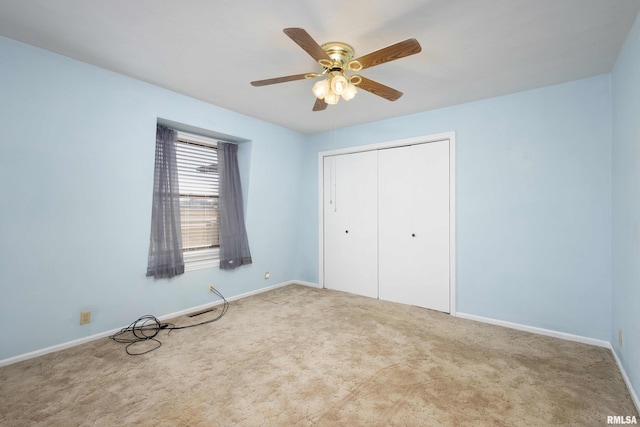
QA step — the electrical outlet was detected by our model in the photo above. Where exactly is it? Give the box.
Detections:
[264,272,270,280]
[208,284,215,293]
[619,329,623,347]
[80,311,91,325]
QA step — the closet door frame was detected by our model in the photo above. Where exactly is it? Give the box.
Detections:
[317,131,457,315]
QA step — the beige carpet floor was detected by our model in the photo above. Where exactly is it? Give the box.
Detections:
[0,284,637,426]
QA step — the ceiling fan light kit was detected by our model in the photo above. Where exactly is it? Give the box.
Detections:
[250,28,422,111]
[312,71,357,104]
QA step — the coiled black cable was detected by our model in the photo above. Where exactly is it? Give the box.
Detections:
[110,288,228,355]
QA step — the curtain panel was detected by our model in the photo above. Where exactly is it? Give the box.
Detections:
[218,142,252,269]
[146,125,185,278]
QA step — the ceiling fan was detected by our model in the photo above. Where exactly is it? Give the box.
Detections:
[250,28,422,111]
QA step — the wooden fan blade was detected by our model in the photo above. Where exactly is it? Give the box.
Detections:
[313,97,328,111]
[356,76,403,101]
[352,38,421,70]
[283,28,331,62]
[250,73,309,87]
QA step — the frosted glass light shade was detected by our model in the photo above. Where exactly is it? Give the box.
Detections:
[312,79,330,99]
[324,91,340,105]
[330,74,348,95]
[341,83,357,101]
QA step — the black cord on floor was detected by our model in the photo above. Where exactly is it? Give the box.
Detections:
[110,288,228,356]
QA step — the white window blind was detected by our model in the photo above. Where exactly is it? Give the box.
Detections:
[175,132,220,270]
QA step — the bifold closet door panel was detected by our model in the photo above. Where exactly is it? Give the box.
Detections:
[378,141,450,312]
[323,151,378,299]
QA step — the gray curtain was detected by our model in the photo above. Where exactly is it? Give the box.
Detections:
[218,142,252,269]
[146,125,185,278]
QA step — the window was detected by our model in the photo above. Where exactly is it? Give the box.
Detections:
[175,131,220,270]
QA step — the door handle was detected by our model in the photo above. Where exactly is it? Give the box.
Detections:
[411,233,416,237]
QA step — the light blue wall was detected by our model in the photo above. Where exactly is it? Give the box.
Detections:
[612,12,640,404]
[298,75,612,341]
[0,36,306,360]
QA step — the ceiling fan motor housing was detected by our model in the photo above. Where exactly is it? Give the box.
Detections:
[320,42,361,71]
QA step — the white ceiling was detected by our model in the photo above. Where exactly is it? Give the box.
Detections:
[1,0,639,134]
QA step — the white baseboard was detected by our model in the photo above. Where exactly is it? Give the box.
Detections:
[0,280,306,368]
[610,344,640,414]
[455,312,611,348]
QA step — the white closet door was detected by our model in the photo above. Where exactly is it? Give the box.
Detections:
[323,151,378,298]
[378,141,450,312]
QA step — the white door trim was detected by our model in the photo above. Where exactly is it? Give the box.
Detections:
[318,131,457,315]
